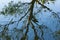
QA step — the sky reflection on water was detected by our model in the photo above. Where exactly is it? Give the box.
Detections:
[0,0,60,40]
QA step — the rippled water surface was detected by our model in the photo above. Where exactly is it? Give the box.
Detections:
[0,0,60,40]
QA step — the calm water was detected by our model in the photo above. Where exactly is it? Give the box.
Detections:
[0,0,60,40]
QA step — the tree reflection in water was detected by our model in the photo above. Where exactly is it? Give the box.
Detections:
[0,0,60,40]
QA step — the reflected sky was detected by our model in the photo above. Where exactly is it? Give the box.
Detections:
[0,0,32,11]
[0,0,32,22]
[0,0,60,40]
[0,0,60,30]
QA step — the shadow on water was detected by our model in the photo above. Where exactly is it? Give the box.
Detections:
[0,0,60,40]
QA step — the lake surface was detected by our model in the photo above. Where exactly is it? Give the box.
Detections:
[0,0,60,40]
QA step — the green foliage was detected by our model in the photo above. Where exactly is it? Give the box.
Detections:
[0,0,59,40]
[38,0,55,4]
[0,1,27,15]
[53,30,60,40]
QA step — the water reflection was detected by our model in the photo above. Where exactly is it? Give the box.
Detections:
[0,0,60,40]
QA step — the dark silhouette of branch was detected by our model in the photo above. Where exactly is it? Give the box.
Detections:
[21,20,30,40]
[37,1,60,20]
[0,0,59,40]
[37,1,53,13]
[31,21,39,40]
[0,7,30,27]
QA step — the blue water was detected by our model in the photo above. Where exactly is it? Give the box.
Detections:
[0,0,60,40]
